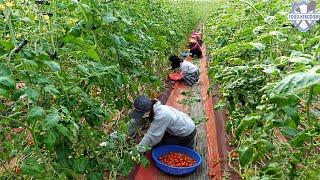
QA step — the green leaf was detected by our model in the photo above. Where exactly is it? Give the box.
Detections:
[262,162,281,176]
[45,110,60,128]
[12,88,40,101]
[34,76,51,84]
[235,115,259,139]
[253,141,268,161]
[140,155,150,168]
[272,72,320,95]
[263,66,279,74]
[21,157,45,178]
[87,47,100,61]
[0,39,14,51]
[87,172,103,180]
[282,107,300,127]
[119,50,130,60]
[264,16,275,24]
[44,85,60,95]
[68,122,79,140]
[24,88,40,101]
[8,112,23,119]
[263,139,275,152]
[270,94,299,107]
[0,102,5,111]
[69,86,83,95]
[250,42,265,52]
[77,64,90,75]
[0,64,11,76]
[110,34,122,47]
[69,20,86,37]
[239,146,254,166]
[0,76,15,89]
[291,132,311,147]
[269,31,285,38]
[44,61,61,71]
[103,12,118,23]
[280,126,299,137]
[289,57,312,64]
[0,88,9,97]
[71,156,88,174]
[313,84,320,94]
[27,106,44,120]
[12,89,25,101]
[56,124,72,141]
[44,129,59,150]
[23,59,38,67]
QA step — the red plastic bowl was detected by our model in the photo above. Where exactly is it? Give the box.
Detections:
[169,72,183,81]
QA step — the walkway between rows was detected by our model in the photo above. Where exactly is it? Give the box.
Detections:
[129,43,223,180]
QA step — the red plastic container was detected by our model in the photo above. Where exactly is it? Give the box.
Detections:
[169,72,183,81]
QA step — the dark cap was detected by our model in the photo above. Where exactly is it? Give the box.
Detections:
[131,95,153,120]
[169,55,182,63]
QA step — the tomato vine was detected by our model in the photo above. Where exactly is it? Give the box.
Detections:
[206,0,320,178]
[0,0,203,179]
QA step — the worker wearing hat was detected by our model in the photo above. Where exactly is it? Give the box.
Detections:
[129,95,196,152]
[169,55,200,86]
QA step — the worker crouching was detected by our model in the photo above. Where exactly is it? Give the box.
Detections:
[129,96,196,152]
[169,55,200,86]
[188,32,203,58]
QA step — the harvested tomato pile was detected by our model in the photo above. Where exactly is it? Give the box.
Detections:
[159,152,196,167]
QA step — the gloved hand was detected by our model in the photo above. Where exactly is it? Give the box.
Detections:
[135,144,147,153]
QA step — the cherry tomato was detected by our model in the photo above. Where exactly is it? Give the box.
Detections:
[158,152,197,167]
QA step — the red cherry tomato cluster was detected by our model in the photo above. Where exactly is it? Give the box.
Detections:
[159,152,196,167]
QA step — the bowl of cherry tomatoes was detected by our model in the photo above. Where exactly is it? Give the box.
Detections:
[152,145,202,175]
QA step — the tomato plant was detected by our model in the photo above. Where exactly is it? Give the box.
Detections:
[0,0,203,179]
[205,0,320,179]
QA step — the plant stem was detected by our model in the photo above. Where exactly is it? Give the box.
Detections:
[49,16,56,56]
[90,144,104,176]
[80,7,98,48]
[242,1,265,19]
[0,116,32,131]
[30,122,52,176]
[7,48,15,64]
[306,86,314,125]
[4,7,17,47]
[0,116,51,175]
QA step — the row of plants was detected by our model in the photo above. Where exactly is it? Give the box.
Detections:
[206,0,320,179]
[0,0,202,179]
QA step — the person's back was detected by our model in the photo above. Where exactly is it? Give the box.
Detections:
[188,38,202,58]
[169,55,200,86]
[154,103,195,137]
[131,97,197,151]
[180,60,199,75]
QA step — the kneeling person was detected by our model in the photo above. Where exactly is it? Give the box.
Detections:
[129,96,196,152]
[169,55,200,86]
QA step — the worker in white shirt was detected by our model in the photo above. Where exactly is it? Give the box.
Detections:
[169,55,200,86]
[129,96,196,152]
